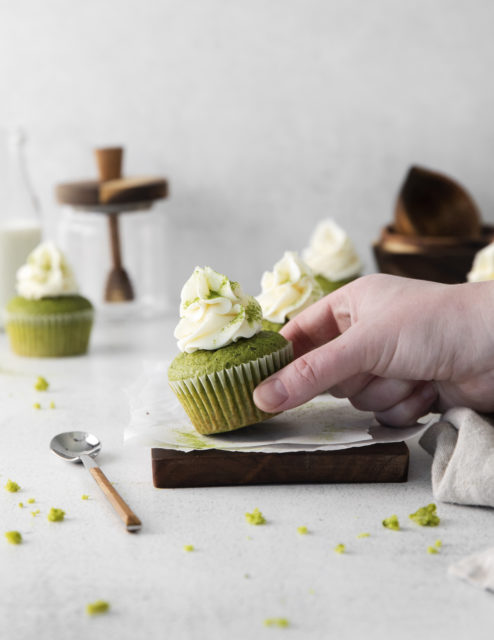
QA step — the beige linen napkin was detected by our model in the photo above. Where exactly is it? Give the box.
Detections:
[419,407,494,592]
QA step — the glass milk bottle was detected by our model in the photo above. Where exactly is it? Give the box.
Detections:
[0,127,42,325]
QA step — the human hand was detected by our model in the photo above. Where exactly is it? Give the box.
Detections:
[253,274,494,426]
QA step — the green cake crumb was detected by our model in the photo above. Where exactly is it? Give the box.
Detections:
[357,532,370,539]
[183,544,194,552]
[409,503,440,527]
[86,600,110,616]
[244,573,250,579]
[31,509,40,517]
[33,402,41,410]
[82,494,89,500]
[47,507,65,522]
[5,479,20,493]
[245,508,266,525]
[49,401,56,409]
[18,502,24,508]
[434,539,442,548]
[34,376,49,391]
[427,545,439,554]
[382,515,400,531]
[297,526,308,535]
[5,531,22,545]
[27,498,35,504]
[264,618,289,628]
[334,543,346,554]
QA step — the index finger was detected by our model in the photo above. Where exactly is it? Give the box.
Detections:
[281,287,350,358]
[254,323,370,412]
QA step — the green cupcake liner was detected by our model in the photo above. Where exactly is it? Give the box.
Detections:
[5,309,94,357]
[169,341,294,435]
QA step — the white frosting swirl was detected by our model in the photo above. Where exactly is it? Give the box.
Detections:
[16,242,78,300]
[174,266,262,353]
[467,243,494,282]
[302,219,361,281]
[256,251,322,324]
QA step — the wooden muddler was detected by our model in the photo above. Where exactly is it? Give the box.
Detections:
[94,147,135,302]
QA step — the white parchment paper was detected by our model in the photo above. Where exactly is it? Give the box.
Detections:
[124,362,430,452]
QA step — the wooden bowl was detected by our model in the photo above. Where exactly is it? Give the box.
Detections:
[373,225,494,284]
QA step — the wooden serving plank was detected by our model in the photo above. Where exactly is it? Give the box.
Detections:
[151,442,409,488]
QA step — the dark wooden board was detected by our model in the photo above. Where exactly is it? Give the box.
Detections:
[151,442,409,488]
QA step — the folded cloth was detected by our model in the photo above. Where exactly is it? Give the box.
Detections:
[449,547,494,592]
[420,407,494,594]
[419,407,494,507]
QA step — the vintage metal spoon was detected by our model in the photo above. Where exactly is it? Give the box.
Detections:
[50,431,141,533]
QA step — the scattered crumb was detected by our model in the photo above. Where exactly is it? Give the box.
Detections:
[245,508,266,526]
[308,588,315,595]
[27,498,35,504]
[81,494,90,501]
[427,546,439,554]
[357,532,370,539]
[409,504,440,527]
[49,401,56,409]
[297,526,308,535]
[244,573,250,579]
[31,510,40,517]
[33,402,41,410]
[5,479,20,493]
[86,600,110,616]
[264,618,289,628]
[47,507,65,522]
[382,515,400,531]
[34,376,49,391]
[5,531,22,545]
[334,543,346,554]
[183,544,194,552]
[18,502,24,509]
[435,539,442,548]
[246,535,253,540]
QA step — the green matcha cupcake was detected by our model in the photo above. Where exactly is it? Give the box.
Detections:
[168,266,293,435]
[5,242,93,357]
[302,219,361,294]
[256,251,323,332]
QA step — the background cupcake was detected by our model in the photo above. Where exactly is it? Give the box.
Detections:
[302,219,362,294]
[5,242,94,357]
[256,251,323,332]
[168,266,293,435]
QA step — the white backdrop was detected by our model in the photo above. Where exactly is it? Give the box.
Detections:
[1,0,494,302]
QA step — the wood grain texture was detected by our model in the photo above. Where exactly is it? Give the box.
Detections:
[151,442,409,488]
[89,467,142,531]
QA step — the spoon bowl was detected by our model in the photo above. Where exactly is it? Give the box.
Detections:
[50,431,101,462]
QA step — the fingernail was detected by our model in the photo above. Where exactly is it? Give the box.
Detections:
[254,378,288,412]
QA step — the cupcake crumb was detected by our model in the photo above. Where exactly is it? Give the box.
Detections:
[5,479,20,493]
[47,508,65,522]
[31,509,40,517]
[49,401,56,409]
[81,494,90,500]
[297,526,308,535]
[264,618,289,628]
[245,508,266,526]
[382,515,400,531]
[409,504,440,527]
[86,600,110,616]
[5,531,22,545]
[34,376,49,391]
[334,543,346,554]
[33,402,41,410]
[27,498,35,504]
[357,532,370,539]
[183,544,194,552]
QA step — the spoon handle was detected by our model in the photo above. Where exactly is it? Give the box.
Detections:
[89,466,142,533]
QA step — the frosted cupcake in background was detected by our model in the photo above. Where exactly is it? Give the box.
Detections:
[302,219,362,295]
[467,242,494,282]
[256,251,323,332]
[5,242,94,357]
[168,266,293,435]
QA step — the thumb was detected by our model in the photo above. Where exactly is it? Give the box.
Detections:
[253,325,368,412]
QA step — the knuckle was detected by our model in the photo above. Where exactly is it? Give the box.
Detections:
[292,356,319,387]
